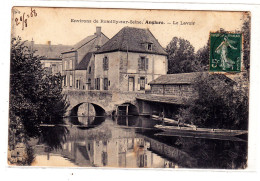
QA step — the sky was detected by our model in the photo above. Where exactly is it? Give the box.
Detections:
[12,7,247,51]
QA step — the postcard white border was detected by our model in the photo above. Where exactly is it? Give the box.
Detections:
[1,1,260,181]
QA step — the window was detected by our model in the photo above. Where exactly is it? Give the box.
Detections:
[69,60,73,69]
[104,78,108,90]
[64,61,67,70]
[76,80,80,89]
[147,43,152,50]
[103,56,109,70]
[63,75,67,86]
[96,78,100,90]
[138,154,147,167]
[139,77,145,90]
[138,57,149,70]
[69,75,73,87]
[89,66,91,74]
[88,78,91,90]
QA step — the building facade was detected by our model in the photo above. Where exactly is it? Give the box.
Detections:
[148,72,204,99]
[27,40,71,75]
[61,27,109,90]
[94,27,168,92]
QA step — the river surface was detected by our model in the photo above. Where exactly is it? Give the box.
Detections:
[30,116,247,169]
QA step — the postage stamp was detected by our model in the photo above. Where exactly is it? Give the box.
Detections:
[210,32,242,72]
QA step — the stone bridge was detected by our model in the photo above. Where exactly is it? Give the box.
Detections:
[63,90,142,116]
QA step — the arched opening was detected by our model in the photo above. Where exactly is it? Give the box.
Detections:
[113,102,139,127]
[70,102,106,126]
[115,102,139,116]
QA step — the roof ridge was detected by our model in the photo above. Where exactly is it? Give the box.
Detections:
[101,32,110,40]
[146,28,167,54]
[74,35,97,51]
[119,27,126,52]
[95,26,167,55]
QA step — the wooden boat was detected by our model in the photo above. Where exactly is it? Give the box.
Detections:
[151,115,196,128]
[154,124,248,137]
[154,131,247,142]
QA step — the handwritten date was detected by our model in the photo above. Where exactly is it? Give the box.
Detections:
[15,8,37,30]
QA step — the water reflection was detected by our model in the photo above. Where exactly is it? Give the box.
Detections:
[31,116,247,169]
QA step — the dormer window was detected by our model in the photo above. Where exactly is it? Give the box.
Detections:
[147,43,152,51]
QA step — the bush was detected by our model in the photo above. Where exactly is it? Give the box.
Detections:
[9,37,69,138]
[176,73,248,130]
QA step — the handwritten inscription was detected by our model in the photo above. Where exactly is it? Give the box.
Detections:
[15,8,37,30]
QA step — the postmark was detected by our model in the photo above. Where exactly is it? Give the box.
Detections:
[210,32,242,72]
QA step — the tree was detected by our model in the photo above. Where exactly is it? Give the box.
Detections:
[193,42,209,72]
[166,37,195,73]
[9,37,69,138]
[176,73,248,130]
[241,13,250,79]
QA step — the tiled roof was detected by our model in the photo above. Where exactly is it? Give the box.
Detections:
[95,27,167,55]
[149,72,205,85]
[26,42,71,60]
[136,94,190,105]
[63,33,109,53]
[75,52,93,70]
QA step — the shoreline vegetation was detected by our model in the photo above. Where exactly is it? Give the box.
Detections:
[8,37,68,165]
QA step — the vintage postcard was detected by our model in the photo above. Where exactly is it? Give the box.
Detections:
[8,7,250,169]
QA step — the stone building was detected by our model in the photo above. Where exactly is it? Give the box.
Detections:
[94,27,168,92]
[148,72,204,99]
[28,40,71,75]
[61,27,109,90]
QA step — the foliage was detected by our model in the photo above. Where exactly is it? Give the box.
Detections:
[176,73,248,130]
[166,37,195,73]
[166,37,210,73]
[39,126,69,151]
[175,137,247,169]
[241,13,250,78]
[9,37,69,139]
[193,43,209,71]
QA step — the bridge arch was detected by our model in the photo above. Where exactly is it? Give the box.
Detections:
[70,102,106,117]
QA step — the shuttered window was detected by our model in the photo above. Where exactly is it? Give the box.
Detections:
[69,74,73,87]
[64,61,67,70]
[69,60,73,69]
[63,75,67,86]
[138,56,148,70]
[88,78,91,90]
[96,78,100,90]
[103,56,109,70]
[104,78,108,90]
[140,77,145,90]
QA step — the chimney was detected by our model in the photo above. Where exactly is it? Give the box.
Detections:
[96,27,101,37]
[31,38,34,52]
[47,41,52,51]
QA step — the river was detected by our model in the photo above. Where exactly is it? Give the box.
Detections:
[29,116,247,169]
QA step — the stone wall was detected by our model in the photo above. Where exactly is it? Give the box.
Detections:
[150,84,196,98]
[64,90,142,116]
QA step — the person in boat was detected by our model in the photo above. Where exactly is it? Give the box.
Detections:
[160,111,165,125]
[177,118,184,127]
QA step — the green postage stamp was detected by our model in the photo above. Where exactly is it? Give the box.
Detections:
[210,33,242,72]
